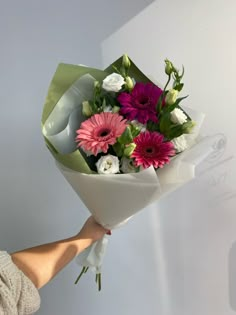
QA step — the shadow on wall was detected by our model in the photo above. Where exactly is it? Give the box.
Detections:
[82,0,155,41]
[229,241,236,311]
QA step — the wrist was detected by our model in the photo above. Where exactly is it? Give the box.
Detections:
[69,235,95,255]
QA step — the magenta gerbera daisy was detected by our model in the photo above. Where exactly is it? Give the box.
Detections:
[117,82,163,124]
[131,131,175,169]
[75,112,127,156]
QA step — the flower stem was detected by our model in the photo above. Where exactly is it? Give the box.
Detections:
[84,266,89,273]
[74,266,89,284]
[95,273,102,291]
[163,74,171,92]
[157,74,171,117]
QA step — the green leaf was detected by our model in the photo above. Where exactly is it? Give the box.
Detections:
[181,120,196,134]
[118,126,133,144]
[112,142,124,157]
[101,98,107,110]
[168,95,188,112]
[119,66,126,77]
[130,124,142,137]
[159,112,171,135]
[89,99,97,113]
[104,93,118,107]
[168,125,184,140]
[146,121,159,132]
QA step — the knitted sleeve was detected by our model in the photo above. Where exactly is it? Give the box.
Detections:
[0,251,41,315]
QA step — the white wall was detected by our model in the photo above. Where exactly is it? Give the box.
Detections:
[0,0,235,314]
[102,1,236,314]
[0,1,158,315]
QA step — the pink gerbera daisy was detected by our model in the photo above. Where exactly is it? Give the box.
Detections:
[131,131,175,169]
[76,112,127,156]
[117,82,163,124]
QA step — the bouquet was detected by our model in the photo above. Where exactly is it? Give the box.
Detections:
[42,54,214,290]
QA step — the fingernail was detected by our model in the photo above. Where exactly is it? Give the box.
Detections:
[106,230,112,235]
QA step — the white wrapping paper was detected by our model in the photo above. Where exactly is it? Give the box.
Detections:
[56,131,223,272]
[43,72,222,278]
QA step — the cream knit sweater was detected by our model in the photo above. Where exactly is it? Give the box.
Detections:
[0,251,40,315]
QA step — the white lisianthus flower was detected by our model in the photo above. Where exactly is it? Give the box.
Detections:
[102,73,125,92]
[120,157,137,173]
[170,108,188,124]
[172,134,189,153]
[96,154,120,174]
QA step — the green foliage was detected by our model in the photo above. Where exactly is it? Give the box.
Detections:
[159,112,171,135]
[166,96,188,113]
[112,142,124,157]
[147,120,160,132]
[118,126,133,145]
[173,83,184,92]
[129,123,142,137]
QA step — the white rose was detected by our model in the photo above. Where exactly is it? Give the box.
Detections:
[102,73,125,92]
[170,108,188,124]
[96,154,120,174]
[172,134,189,153]
[120,157,137,173]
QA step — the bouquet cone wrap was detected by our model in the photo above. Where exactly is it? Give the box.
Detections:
[41,57,223,279]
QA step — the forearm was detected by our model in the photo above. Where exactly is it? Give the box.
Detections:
[11,235,94,289]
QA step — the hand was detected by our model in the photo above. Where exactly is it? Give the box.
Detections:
[76,216,110,244]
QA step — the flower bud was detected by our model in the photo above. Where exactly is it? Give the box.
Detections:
[82,101,92,117]
[122,54,131,69]
[94,80,100,88]
[182,120,196,133]
[165,59,173,75]
[124,143,136,157]
[94,80,101,93]
[125,76,134,91]
[165,89,179,105]
[112,105,120,113]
